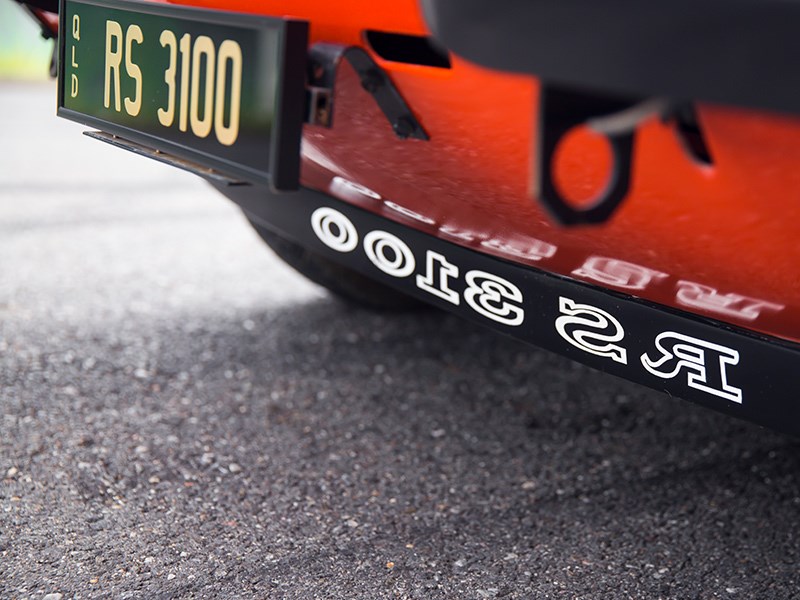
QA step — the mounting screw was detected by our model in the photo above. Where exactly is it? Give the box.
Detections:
[360,69,384,94]
[393,116,415,139]
[309,60,327,84]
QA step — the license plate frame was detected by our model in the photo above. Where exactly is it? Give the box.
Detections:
[57,0,308,190]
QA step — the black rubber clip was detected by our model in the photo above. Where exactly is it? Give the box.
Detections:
[306,43,429,141]
[535,85,669,226]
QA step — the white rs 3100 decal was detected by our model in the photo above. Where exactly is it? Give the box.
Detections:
[310,209,744,404]
[555,297,627,364]
[416,251,460,305]
[364,230,416,278]
[312,207,359,253]
[555,296,743,403]
[311,208,525,326]
[640,332,743,403]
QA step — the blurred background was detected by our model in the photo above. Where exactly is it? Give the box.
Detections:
[0,1,54,80]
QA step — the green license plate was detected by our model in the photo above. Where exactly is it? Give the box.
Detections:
[58,0,308,189]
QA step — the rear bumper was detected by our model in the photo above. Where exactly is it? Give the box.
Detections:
[219,181,800,438]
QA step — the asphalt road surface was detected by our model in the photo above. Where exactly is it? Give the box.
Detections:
[3,82,800,600]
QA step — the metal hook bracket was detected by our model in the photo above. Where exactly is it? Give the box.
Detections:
[306,43,429,141]
[535,85,670,226]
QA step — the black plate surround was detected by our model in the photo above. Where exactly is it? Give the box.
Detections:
[57,0,308,190]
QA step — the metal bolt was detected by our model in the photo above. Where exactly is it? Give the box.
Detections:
[360,69,384,94]
[393,117,415,139]
[311,62,326,82]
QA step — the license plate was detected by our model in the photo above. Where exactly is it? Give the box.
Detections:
[58,0,308,189]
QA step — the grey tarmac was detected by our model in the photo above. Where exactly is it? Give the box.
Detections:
[2,82,800,599]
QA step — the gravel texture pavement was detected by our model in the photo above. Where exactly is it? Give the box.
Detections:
[2,83,800,599]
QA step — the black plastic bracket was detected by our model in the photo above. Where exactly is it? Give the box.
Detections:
[306,43,429,141]
[84,131,245,185]
[535,85,651,226]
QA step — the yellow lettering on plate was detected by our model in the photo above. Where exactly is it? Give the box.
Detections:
[190,35,215,138]
[178,33,191,132]
[214,40,242,146]
[70,14,80,98]
[104,20,123,112]
[158,29,177,127]
[124,25,143,116]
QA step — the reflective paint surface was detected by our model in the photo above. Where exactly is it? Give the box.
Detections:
[167,0,800,342]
